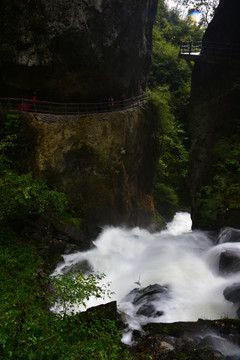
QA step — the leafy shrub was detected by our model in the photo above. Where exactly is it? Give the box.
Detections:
[0,113,69,225]
[50,271,113,318]
[149,90,189,218]
[0,232,133,360]
[196,136,240,228]
[153,182,178,221]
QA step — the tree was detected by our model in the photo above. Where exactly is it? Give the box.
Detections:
[167,0,220,26]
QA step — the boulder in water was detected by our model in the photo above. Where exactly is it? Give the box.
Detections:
[136,304,164,317]
[219,250,240,275]
[123,283,168,318]
[218,228,240,244]
[223,283,240,303]
[124,283,168,305]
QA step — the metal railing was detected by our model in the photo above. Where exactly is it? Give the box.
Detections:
[179,41,202,56]
[179,40,240,59]
[0,94,147,116]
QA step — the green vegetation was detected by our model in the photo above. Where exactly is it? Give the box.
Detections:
[196,135,240,228]
[51,271,113,318]
[0,231,132,360]
[0,113,68,226]
[150,0,204,220]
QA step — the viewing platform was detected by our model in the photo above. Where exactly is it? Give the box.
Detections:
[179,40,240,61]
[179,41,201,60]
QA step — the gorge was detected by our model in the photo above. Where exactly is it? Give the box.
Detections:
[0,0,240,359]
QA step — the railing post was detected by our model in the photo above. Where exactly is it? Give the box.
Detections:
[179,41,182,55]
[189,40,192,55]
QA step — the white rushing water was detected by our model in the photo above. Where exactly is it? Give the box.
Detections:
[52,212,239,333]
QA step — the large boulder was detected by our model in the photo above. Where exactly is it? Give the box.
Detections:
[219,250,240,275]
[223,283,240,303]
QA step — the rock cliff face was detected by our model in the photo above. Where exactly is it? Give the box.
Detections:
[189,0,240,230]
[19,103,159,230]
[0,0,158,101]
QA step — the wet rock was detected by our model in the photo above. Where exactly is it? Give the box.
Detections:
[49,213,91,249]
[36,268,48,278]
[128,319,240,360]
[56,234,71,242]
[198,347,224,360]
[237,307,240,318]
[223,283,240,303]
[85,301,117,322]
[122,283,168,319]
[63,243,79,254]
[219,250,240,275]
[136,304,163,318]
[218,228,240,244]
[63,260,93,275]
[125,283,168,305]
[198,334,236,358]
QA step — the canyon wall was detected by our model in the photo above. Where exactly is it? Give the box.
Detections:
[19,103,159,231]
[0,0,158,101]
[189,0,240,230]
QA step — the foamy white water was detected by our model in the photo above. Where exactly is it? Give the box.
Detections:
[52,212,239,329]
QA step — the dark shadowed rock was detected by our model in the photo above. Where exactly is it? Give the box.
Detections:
[237,307,240,319]
[136,303,164,318]
[0,0,158,101]
[122,283,168,318]
[223,283,240,303]
[199,334,240,359]
[189,0,240,230]
[124,283,169,305]
[219,250,240,275]
[129,319,240,360]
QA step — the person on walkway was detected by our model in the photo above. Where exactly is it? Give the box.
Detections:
[32,91,37,112]
[108,96,114,108]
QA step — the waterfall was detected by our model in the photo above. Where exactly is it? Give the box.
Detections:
[52,212,239,331]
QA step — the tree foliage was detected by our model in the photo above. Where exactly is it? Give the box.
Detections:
[169,0,220,26]
[150,1,203,219]
[50,271,113,318]
[196,135,240,229]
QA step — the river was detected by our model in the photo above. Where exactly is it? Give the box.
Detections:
[52,212,239,340]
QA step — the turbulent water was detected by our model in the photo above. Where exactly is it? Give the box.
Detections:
[52,212,239,333]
